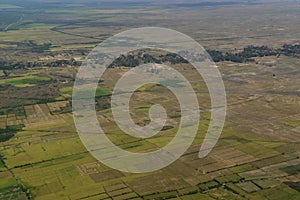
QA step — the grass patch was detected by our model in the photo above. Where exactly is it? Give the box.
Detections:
[0,4,22,9]
[0,160,4,169]
[136,106,151,110]
[198,181,220,191]
[229,164,255,173]
[281,121,300,128]
[13,84,36,88]
[0,177,18,192]
[237,181,261,193]
[143,191,178,200]
[253,179,280,189]
[137,83,157,91]
[280,164,300,175]
[158,79,186,87]
[71,87,111,97]
[181,193,214,200]
[0,76,50,86]
[256,184,299,199]
[59,87,73,96]
[216,174,241,184]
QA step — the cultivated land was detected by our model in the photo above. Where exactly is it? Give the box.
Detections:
[0,0,299,199]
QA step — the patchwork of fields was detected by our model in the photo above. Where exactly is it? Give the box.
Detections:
[0,60,299,199]
[0,0,299,199]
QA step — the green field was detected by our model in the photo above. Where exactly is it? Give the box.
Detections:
[0,76,50,87]
[282,121,300,128]
[0,4,22,9]
[60,87,111,97]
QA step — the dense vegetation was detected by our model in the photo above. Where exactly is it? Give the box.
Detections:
[0,58,81,71]
[0,125,24,142]
[0,44,298,70]
[207,44,300,63]
[109,44,300,67]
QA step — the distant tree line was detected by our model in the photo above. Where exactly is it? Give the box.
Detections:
[208,44,300,63]
[108,52,190,68]
[282,44,300,57]
[0,58,81,72]
[0,44,299,71]
[207,45,279,63]
[109,44,300,67]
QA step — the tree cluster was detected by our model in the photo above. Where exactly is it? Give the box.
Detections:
[0,44,298,71]
[282,44,300,57]
[207,45,279,63]
[109,44,300,67]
